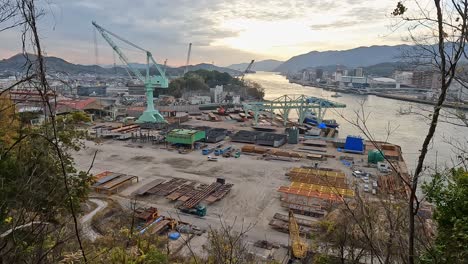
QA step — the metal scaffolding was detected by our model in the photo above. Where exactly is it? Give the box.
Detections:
[243,94,346,126]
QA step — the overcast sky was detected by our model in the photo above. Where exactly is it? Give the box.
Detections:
[0,0,406,67]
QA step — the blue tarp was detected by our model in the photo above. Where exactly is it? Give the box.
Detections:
[343,136,365,154]
[304,117,318,126]
[168,232,181,240]
[318,123,327,129]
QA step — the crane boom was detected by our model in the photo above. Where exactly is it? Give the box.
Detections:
[92,21,168,124]
[184,43,192,75]
[92,21,146,83]
[245,59,255,73]
[289,210,308,259]
[241,59,255,82]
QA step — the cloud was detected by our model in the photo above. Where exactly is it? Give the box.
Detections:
[310,4,389,31]
[0,0,404,65]
[72,1,102,10]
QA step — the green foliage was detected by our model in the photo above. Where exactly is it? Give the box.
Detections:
[166,69,265,100]
[167,75,208,98]
[313,253,331,264]
[0,109,92,262]
[186,69,239,87]
[245,81,265,100]
[0,94,19,146]
[420,168,468,263]
[108,246,167,264]
[86,227,169,264]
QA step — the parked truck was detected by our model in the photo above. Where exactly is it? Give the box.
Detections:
[180,204,207,217]
[215,146,232,156]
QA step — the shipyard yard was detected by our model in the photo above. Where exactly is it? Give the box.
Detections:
[2,4,468,262]
[66,70,438,263]
[70,106,409,262]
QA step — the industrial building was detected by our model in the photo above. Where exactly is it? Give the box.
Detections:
[256,133,287,147]
[394,71,413,86]
[231,130,263,144]
[230,130,287,147]
[412,71,440,89]
[165,129,205,147]
[354,67,363,77]
[205,128,228,143]
[77,85,107,97]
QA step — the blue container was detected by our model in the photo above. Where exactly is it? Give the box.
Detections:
[202,149,212,155]
[168,232,181,240]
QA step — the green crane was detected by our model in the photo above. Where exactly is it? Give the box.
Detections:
[92,21,168,124]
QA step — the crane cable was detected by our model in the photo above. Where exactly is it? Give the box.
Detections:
[93,27,99,77]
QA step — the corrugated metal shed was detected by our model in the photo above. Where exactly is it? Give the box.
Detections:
[166,129,205,145]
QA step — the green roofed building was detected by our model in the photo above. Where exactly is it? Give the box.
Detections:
[166,129,205,147]
[368,149,385,164]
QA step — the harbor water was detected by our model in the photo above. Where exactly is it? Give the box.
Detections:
[245,71,468,173]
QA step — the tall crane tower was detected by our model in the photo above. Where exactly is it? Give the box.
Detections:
[184,43,192,75]
[92,21,169,124]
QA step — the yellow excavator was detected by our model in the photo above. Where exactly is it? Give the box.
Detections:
[289,210,308,261]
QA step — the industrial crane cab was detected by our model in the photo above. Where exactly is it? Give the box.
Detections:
[149,76,169,89]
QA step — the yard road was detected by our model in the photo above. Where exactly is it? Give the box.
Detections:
[80,199,108,242]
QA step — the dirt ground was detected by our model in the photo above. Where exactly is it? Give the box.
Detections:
[73,131,382,257]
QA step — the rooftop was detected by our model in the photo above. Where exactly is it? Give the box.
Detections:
[57,98,97,110]
[169,129,201,135]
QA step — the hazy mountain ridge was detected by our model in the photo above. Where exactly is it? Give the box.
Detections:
[227,59,284,72]
[183,63,240,75]
[0,53,127,75]
[275,45,413,72]
[0,54,240,76]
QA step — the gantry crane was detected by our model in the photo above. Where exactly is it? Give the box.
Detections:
[289,210,308,260]
[92,21,168,124]
[243,94,346,126]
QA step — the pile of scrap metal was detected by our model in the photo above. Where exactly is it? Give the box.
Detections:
[256,132,287,147]
[241,145,304,160]
[176,224,204,236]
[231,130,262,144]
[254,240,280,250]
[136,207,187,235]
[231,130,287,147]
[278,168,354,217]
[135,207,159,223]
[268,213,318,238]
[132,178,234,217]
[92,171,139,194]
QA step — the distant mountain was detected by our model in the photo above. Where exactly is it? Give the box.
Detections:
[181,63,240,76]
[363,62,411,77]
[274,45,413,73]
[0,54,240,77]
[0,53,128,75]
[227,59,284,72]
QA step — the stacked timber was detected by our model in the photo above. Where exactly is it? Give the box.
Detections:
[240,145,305,158]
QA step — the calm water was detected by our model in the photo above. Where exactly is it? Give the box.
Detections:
[245,72,468,172]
